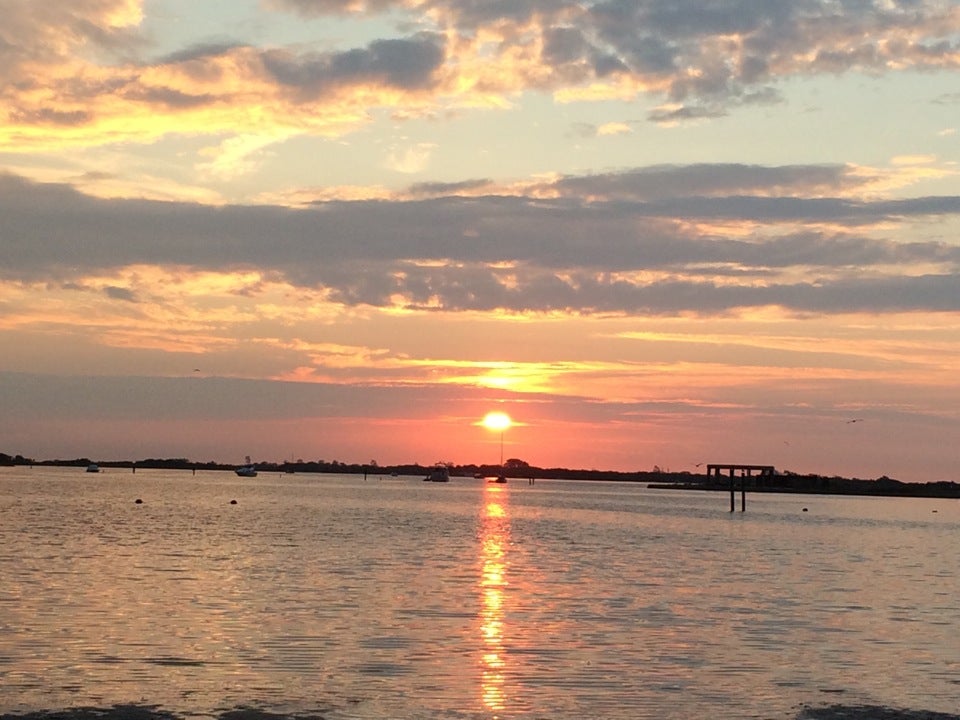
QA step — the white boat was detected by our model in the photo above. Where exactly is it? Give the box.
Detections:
[235,456,257,477]
[86,463,100,473]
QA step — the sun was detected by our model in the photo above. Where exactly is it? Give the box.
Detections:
[481,411,512,432]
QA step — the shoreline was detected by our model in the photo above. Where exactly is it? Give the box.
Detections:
[3,456,960,499]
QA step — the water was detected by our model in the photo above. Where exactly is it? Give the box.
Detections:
[1,467,958,719]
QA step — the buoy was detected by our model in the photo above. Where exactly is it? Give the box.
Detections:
[230,499,237,505]
[135,498,143,504]
[802,507,808,512]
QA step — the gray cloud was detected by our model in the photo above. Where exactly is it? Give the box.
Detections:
[103,286,139,302]
[270,0,958,115]
[551,164,857,200]
[585,0,957,110]
[543,26,590,66]
[261,33,446,96]
[8,107,94,127]
[1,168,958,315]
[123,86,216,109]
[2,0,955,127]
[315,265,960,315]
[404,178,494,197]
[153,42,244,66]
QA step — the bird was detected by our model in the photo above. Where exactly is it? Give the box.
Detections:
[846,418,864,424]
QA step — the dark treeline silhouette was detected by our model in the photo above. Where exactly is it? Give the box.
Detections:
[2,451,958,498]
[649,471,960,498]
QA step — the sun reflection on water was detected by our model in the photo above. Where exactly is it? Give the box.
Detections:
[479,485,510,713]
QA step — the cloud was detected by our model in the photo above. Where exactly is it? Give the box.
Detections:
[384,143,437,173]
[0,0,955,155]
[0,1,143,84]
[1,164,959,316]
[548,164,864,201]
[0,14,447,151]
[152,41,245,66]
[197,134,291,180]
[261,34,446,96]
[0,371,490,423]
[104,286,139,302]
[597,122,632,136]
[404,178,494,197]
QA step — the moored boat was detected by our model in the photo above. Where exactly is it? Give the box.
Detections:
[86,463,100,473]
[427,465,450,482]
[235,456,257,477]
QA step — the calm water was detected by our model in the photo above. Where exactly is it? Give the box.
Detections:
[1,467,958,720]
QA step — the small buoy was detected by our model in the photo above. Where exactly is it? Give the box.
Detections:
[802,507,808,512]
[135,498,143,504]
[230,499,237,505]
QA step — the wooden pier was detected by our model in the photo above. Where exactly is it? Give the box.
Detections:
[706,464,776,512]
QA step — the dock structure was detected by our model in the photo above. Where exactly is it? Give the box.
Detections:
[706,464,776,512]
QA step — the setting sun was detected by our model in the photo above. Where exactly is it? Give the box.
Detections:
[481,411,512,432]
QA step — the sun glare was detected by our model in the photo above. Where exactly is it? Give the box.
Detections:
[481,411,512,432]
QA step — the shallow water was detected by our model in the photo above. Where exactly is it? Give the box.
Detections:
[1,467,958,719]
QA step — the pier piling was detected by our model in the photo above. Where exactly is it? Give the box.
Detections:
[706,464,775,512]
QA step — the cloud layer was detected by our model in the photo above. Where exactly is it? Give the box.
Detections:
[1,0,957,151]
[2,164,958,315]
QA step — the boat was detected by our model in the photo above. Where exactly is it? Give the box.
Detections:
[491,474,507,484]
[426,465,450,482]
[235,456,258,477]
[86,463,100,473]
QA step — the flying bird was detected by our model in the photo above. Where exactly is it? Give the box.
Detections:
[846,418,864,424]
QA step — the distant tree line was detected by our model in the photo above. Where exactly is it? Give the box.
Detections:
[3,451,958,498]
[0,453,30,466]
[649,471,960,498]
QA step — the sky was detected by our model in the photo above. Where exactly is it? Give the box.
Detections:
[1,0,959,481]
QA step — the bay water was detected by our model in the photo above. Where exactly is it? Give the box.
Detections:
[1,467,958,719]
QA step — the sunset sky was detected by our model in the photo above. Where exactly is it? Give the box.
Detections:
[1,1,959,481]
